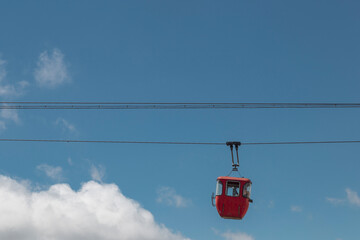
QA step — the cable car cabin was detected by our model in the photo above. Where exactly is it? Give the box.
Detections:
[215,176,252,220]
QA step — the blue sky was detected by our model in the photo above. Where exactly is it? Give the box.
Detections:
[0,1,359,239]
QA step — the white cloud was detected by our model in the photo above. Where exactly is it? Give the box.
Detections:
[90,164,105,182]
[0,56,28,131]
[221,231,255,240]
[67,157,73,166]
[0,58,6,81]
[0,175,189,240]
[18,80,29,89]
[0,108,20,132]
[345,188,360,206]
[37,164,63,181]
[55,117,78,134]
[0,121,6,131]
[156,186,191,208]
[34,48,70,88]
[326,188,360,207]
[1,108,20,124]
[0,59,15,97]
[290,205,302,212]
[0,57,29,98]
[0,84,19,97]
[0,83,28,97]
[326,197,346,205]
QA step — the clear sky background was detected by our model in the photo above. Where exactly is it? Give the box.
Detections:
[0,1,359,240]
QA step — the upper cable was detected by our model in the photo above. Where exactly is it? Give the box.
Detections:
[1,102,360,110]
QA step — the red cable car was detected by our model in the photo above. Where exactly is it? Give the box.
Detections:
[212,142,253,220]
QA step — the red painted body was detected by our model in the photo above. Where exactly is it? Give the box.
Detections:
[215,176,252,220]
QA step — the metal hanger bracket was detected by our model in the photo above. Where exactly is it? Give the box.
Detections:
[226,141,241,171]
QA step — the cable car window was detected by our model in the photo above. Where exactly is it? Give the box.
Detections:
[216,180,223,196]
[243,182,252,199]
[226,181,240,197]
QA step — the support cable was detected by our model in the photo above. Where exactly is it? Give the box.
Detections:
[0,138,359,145]
[1,102,360,110]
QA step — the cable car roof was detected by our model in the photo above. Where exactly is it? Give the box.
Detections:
[217,176,251,182]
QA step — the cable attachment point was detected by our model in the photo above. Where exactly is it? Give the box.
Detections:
[226,141,241,171]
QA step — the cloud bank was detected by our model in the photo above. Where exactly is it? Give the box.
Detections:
[34,49,70,88]
[0,175,189,240]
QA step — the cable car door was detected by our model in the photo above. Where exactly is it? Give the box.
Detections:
[223,180,242,218]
